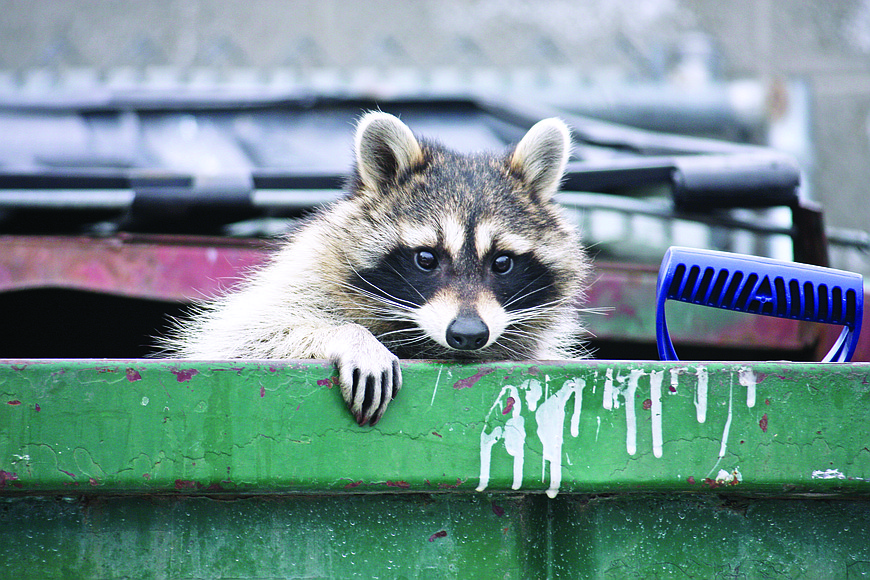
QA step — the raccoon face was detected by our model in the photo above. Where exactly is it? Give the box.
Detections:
[351,236,559,357]
[410,244,559,355]
[343,112,582,359]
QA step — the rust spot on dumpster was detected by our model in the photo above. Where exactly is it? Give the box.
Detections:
[502,397,515,415]
[491,502,506,517]
[385,480,410,489]
[453,366,494,389]
[316,377,338,388]
[34,403,40,412]
[642,398,652,410]
[428,530,447,542]
[703,469,741,488]
[344,480,363,489]
[0,470,19,489]
[687,476,696,485]
[126,367,142,381]
[428,478,466,489]
[6,400,21,406]
[260,385,266,398]
[171,368,199,383]
[759,413,769,432]
[175,479,201,490]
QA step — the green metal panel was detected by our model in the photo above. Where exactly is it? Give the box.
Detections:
[2,360,870,578]
[550,495,870,578]
[0,494,550,579]
[2,360,869,495]
[5,493,870,579]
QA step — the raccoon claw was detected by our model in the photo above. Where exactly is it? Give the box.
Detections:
[333,348,402,426]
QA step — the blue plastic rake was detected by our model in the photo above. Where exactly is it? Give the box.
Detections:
[656,247,864,362]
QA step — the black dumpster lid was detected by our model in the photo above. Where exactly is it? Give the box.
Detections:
[3,86,851,266]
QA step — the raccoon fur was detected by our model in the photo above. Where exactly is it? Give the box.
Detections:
[164,112,590,426]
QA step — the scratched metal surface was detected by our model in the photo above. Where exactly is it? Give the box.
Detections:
[2,359,870,578]
[3,493,870,579]
[2,360,869,495]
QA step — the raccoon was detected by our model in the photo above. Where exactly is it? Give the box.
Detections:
[164,112,590,426]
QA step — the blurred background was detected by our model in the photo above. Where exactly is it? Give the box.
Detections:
[2,0,869,237]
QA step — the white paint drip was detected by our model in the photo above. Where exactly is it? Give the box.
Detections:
[475,426,502,492]
[430,365,443,406]
[812,468,846,480]
[694,366,708,423]
[475,364,761,497]
[476,377,584,498]
[502,388,525,490]
[739,367,757,408]
[669,367,683,395]
[535,381,578,498]
[715,468,742,484]
[624,370,644,456]
[524,379,542,411]
[600,369,643,455]
[707,377,735,478]
[603,367,615,410]
[650,370,664,458]
[718,377,733,459]
[476,385,528,491]
[569,378,585,437]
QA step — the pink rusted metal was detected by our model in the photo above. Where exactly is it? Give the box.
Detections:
[1,235,866,360]
[0,234,269,301]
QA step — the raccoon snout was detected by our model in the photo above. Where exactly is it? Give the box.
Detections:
[446,314,490,351]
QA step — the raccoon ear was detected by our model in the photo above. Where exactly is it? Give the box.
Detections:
[355,112,424,190]
[509,118,572,202]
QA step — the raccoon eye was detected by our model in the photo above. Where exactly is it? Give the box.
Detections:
[492,253,513,274]
[415,249,438,271]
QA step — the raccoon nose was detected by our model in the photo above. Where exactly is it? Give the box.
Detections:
[446,314,490,350]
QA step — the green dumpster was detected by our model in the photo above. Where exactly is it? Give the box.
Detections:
[2,359,869,578]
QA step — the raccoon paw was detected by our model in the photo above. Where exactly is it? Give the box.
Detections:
[328,326,402,426]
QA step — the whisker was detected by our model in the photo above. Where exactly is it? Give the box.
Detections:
[377,326,426,340]
[577,306,614,316]
[503,272,550,307]
[488,338,529,360]
[338,254,421,310]
[500,328,541,341]
[384,262,426,303]
[503,283,560,310]
[505,301,569,324]
[337,277,417,311]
